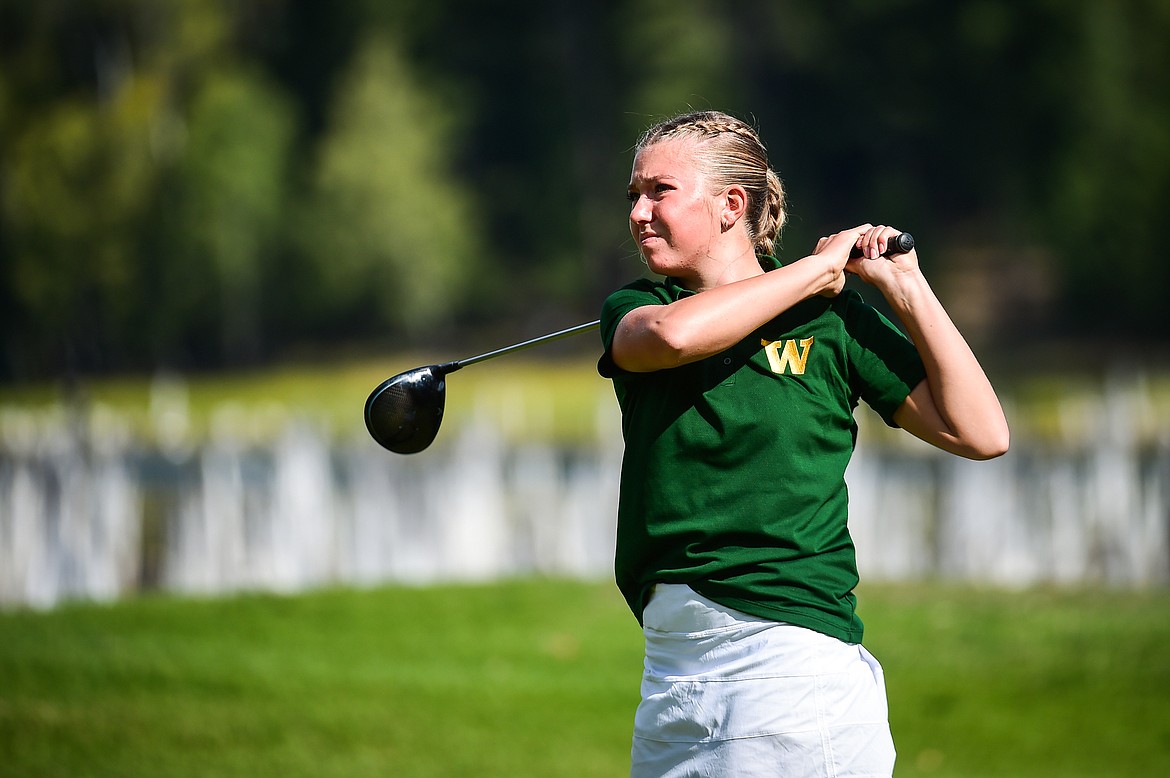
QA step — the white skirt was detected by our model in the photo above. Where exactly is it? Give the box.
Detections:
[631,584,895,778]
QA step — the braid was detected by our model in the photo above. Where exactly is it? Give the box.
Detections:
[638,112,756,148]
[758,168,787,257]
[637,111,786,257]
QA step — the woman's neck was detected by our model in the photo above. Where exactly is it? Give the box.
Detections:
[687,240,762,293]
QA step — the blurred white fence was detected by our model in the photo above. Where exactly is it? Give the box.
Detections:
[2,377,1168,609]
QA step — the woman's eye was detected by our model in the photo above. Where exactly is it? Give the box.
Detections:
[628,183,673,203]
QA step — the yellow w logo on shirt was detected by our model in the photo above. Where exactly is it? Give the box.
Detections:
[761,337,814,375]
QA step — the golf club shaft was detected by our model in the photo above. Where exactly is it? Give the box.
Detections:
[439,320,601,373]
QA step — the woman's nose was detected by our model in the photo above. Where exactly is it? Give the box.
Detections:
[629,195,651,224]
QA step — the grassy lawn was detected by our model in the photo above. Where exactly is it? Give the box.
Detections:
[2,580,1169,777]
[862,584,1170,777]
[0,579,641,778]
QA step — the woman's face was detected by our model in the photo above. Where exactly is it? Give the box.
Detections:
[627,138,721,280]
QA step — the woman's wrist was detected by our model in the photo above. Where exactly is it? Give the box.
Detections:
[791,252,844,297]
[878,266,933,312]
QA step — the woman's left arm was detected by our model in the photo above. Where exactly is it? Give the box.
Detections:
[851,226,1010,460]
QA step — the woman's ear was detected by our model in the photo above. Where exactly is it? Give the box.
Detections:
[721,185,748,231]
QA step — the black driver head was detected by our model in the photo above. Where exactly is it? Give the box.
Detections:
[364,364,448,454]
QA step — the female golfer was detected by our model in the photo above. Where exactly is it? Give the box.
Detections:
[598,110,1009,777]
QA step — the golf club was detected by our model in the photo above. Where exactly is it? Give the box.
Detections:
[364,232,913,454]
[364,320,600,454]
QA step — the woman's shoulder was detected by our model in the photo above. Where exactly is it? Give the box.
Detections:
[601,276,678,315]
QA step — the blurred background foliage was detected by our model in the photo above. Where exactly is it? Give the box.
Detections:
[2,0,1169,381]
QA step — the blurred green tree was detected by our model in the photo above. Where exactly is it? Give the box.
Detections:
[616,0,742,131]
[297,34,481,338]
[174,68,295,363]
[2,75,160,372]
[1043,1,1170,335]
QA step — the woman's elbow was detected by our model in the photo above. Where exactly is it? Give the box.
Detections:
[964,423,1011,460]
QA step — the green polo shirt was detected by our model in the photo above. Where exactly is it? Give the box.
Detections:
[598,256,926,643]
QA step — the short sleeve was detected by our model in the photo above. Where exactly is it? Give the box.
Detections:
[841,293,927,427]
[597,280,671,378]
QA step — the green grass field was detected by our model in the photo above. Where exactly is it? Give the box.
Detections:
[2,580,1168,777]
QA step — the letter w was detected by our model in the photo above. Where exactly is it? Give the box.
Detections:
[762,337,814,375]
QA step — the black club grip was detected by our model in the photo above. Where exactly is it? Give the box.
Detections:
[850,231,915,258]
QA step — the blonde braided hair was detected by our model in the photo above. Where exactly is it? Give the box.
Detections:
[636,111,786,257]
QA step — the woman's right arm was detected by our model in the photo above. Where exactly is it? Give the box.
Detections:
[611,230,862,373]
